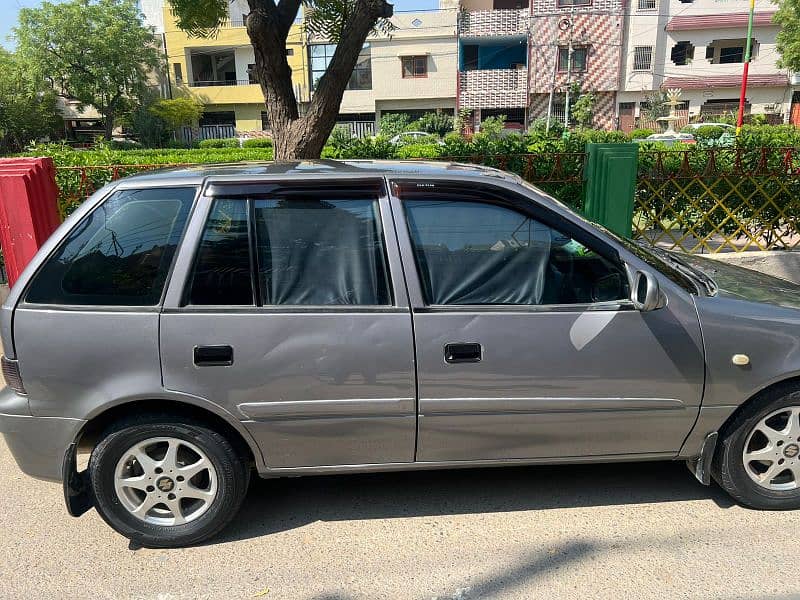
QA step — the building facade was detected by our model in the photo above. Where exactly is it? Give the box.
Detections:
[308,6,458,136]
[619,0,793,130]
[528,0,623,130]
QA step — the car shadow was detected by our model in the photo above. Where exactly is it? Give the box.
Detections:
[210,460,735,546]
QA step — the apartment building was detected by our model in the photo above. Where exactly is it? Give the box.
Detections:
[456,0,530,129]
[159,0,308,136]
[619,0,792,130]
[308,5,458,136]
[528,0,624,130]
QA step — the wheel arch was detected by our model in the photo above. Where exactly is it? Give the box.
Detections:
[717,375,800,439]
[74,397,265,471]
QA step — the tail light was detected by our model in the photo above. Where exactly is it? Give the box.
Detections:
[2,356,26,395]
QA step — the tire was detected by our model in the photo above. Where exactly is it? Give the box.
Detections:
[713,385,800,510]
[89,415,250,548]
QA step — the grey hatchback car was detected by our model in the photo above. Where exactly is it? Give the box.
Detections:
[2,160,800,547]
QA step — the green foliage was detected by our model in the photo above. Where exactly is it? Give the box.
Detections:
[241,138,273,148]
[571,93,596,128]
[378,113,412,138]
[0,49,62,153]
[198,138,240,148]
[412,112,455,137]
[630,128,655,140]
[528,117,564,138]
[477,115,506,139]
[166,0,228,37]
[395,143,444,159]
[304,0,395,43]
[325,125,355,152]
[15,0,161,135]
[775,0,800,70]
[325,135,396,159]
[692,125,726,143]
[149,97,205,130]
[640,92,669,122]
[454,108,472,134]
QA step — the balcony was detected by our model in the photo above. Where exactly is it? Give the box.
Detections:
[459,9,528,38]
[459,68,528,109]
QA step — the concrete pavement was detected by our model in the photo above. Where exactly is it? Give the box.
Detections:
[2,437,800,599]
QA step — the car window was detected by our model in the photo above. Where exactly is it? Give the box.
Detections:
[188,199,253,305]
[253,192,391,305]
[403,198,628,306]
[26,187,194,306]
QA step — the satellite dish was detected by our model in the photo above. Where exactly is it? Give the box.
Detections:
[558,18,572,31]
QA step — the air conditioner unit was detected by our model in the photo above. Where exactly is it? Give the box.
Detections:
[791,73,800,86]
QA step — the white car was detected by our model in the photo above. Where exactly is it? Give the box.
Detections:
[389,131,439,145]
[638,133,696,146]
[683,123,735,131]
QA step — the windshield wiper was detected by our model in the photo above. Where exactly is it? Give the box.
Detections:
[645,245,718,296]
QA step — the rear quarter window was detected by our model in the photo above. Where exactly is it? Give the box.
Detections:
[25,187,195,306]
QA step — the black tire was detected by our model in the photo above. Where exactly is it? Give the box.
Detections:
[713,385,800,510]
[89,415,250,548]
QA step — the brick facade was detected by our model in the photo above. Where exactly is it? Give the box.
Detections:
[529,90,617,130]
[458,8,528,37]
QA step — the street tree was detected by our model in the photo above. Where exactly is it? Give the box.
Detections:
[167,0,393,159]
[775,0,800,70]
[150,97,206,131]
[0,50,62,153]
[15,0,161,140]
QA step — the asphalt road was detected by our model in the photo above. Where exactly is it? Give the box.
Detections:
[2,438,800,600]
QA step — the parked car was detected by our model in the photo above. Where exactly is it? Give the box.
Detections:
[636,132,697,145]
[3,161,800,548]
[388,131,442,145]
[683,123,735,131]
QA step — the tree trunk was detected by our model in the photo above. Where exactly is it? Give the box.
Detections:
[247,0,392,160]
[104,110,114,140]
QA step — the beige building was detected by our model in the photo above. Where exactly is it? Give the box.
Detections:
[309,5,458,135]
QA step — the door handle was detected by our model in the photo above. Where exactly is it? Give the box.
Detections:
[194,345,234,367]
[444,342,482,364]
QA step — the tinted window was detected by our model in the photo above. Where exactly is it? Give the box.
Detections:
[26,188,194,306]
[188,200,253,305]
[254,193,391,305]
[404,199,628,306]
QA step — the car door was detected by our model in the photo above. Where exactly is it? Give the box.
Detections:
[389,178,705,462]
[160,177,417,469]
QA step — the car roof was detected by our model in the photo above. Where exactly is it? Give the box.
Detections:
[113,160,523,188]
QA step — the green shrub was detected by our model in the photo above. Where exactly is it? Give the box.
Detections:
[692,125,726,143]
[396,143,445,159]
[412,112,454,137]
[378,113,412,138]
[241,137,273,148]
[198,138,240,148]
[630,128,655,140]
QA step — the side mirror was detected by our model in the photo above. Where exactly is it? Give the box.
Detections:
[632,270,662,312]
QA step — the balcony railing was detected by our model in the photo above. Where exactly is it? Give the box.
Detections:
[459,68,528,108]
[190,79,257,87]
[459,9,528,38]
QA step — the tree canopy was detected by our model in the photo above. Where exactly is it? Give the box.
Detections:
[15,0,161,139]
[0,50,62,153]
[775,0,800,71]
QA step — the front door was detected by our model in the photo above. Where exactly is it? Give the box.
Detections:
[389,180,705,462]
[160,179,416,468]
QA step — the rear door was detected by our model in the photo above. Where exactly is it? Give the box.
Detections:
[389,179,705,462]
[160,178,417,469]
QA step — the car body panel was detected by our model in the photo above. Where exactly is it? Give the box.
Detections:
[1,160,798,484]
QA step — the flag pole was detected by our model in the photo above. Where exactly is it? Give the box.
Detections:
[736,0,756,136]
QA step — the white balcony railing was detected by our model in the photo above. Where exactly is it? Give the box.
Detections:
[459,9,528,38]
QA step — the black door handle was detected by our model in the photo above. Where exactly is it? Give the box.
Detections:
[194,345,234,367]
[444,342,482,364]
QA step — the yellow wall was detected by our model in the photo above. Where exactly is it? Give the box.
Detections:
[164,7,308,131]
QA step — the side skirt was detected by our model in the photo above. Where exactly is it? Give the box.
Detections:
[254,451,678,479]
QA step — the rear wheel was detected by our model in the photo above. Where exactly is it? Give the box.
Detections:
[714,387,800,510]
[89,417,249,547]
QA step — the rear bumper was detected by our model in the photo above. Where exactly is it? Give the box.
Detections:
[0,388,85,482]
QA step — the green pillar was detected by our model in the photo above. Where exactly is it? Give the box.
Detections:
[583,143,638,238]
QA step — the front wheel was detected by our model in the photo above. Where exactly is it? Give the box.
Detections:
[89,417,250,547]
[714,387,800,510]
